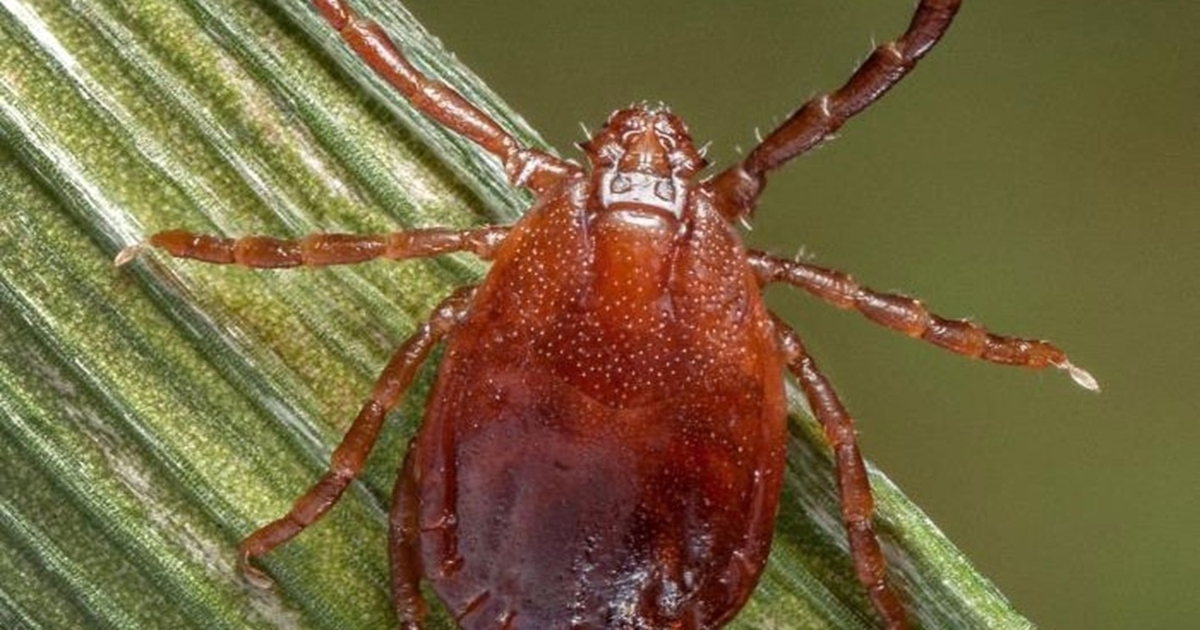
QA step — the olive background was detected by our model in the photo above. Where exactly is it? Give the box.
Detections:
[407,2,1197,628]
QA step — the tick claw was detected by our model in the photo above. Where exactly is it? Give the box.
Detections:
[114,242,147,267]
[240,558,275,589]
[1059,359,1100,392]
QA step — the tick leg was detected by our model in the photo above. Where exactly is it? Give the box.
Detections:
[708,0,961,218]
[238,286,476,586]
[773,316,909,630]
[388,447,426,630]
[308,0,578,193]
[751,252,1099,390]
[114,226,509,268]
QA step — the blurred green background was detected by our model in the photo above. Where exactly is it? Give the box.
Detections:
[406,1,1197,629]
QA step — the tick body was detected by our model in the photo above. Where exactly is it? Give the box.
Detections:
[119,1,1097,628]
[408,172,787,627]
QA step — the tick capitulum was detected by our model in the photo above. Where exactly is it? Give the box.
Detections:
[118,1,1096,628]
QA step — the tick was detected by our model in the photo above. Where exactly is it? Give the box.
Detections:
[117,0,1097,628]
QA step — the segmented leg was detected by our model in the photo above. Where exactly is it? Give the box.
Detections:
[389,447,425,630]
[238,286,476,586]
[751,252,1099,390]
[114,226,509,268]
[773,316,908,630]
[709,0,962,217]
[308,0,578,193]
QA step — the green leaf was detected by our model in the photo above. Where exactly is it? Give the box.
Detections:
[0,1,1032,628]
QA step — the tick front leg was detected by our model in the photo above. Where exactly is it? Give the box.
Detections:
[708,0,961,218]
[751,252,1099,390]
[238,286,476,586]
[115,226,508,269]
[309,0,578,193]
[773,316,909,630]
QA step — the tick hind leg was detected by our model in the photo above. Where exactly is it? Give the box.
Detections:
[238,286,475,586]
[772,315,909,630]
[388,447,426,629]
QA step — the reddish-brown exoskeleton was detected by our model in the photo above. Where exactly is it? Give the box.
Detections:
[117,0,1097,628]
